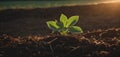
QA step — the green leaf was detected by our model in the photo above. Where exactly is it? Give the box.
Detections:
[66,16,79,28]
[69,26,83,33]
[60,14,68,27]
[46,21,60,31]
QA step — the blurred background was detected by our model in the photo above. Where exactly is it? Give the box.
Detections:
[0,0,120,36]
[0,0,119,10]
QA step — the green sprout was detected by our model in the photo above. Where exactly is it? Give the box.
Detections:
[46,14,83,35]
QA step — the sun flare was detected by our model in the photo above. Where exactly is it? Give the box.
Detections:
[101,0,120,4]
[109,0,120,2]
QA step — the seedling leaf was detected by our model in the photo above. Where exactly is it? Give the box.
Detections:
[66,16,79,28]
[60,14,68,27]
[46,14,83,35]
[69,26,83,33]
[46,21,60,31]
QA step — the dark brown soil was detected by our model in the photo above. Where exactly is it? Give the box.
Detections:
[0,28,120,57]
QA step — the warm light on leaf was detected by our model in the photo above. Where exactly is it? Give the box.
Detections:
[46,21,60,31]
[46,14,83,35]
[60,14,68,27]
[66,16,79,28]
[69,26,83,33]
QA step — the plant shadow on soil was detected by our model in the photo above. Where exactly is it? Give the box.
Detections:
[0,2,120,57]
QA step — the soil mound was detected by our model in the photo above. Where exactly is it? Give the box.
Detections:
[0,28,120,57]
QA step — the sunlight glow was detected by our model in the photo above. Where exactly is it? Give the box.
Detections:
[107,0,120,3]
[99,0,120,4]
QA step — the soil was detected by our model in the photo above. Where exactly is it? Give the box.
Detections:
[0,28,120,57]
[0,2,120,57]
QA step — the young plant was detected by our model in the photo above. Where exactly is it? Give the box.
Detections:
[46,14,83,35]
